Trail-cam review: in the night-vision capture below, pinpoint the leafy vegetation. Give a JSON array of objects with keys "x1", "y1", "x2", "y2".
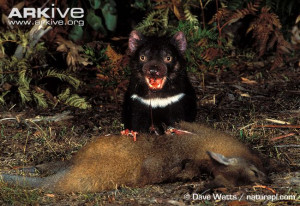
[
  {"x1": 136, "y1": 9, "x2": 170, "y2": 36},
  {"x1": 174, "y1": 21, "x2": 231, "y2": 72},
  {"x1": 84, "y1": 43, "x2": 130, "y2": 90},
  {"x1": 0, "y1": 30, "x2": 90, "y2": 109},
  {"x1": 210, "y1": 0, "x2": 293, "y2": 70},
  {"x1": 69, "y1": 0, "x2": 118, "y2": 40},
  {"x1": 135, "y1": 0, "x2": 296, "y2": 72},
  {"x1": 227, "y1": 0, "x2": 299, "y2": 22}
]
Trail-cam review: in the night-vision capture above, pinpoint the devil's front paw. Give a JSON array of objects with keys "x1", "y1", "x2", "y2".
[{"x1": 121, "y1": 129, "x2": 138, "y2": 141}]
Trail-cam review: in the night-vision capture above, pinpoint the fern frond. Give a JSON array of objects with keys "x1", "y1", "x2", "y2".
[
  {"x1": 18, "y1": 70, "x2": 31, "y2": 89},
  {"x1": 271, "y1": 30, "x2": 292, "y2": 70},
  {"x1": 183, "y1": 3, "x2": 198, "y2": 25},
  {"x1": 161, "y1": 7, "x2": 169, "y2": 28},
  {"x1": 271, "y1": 55, "x2": 283, "y2": 70},
  {"x1": 248, "y1": 6, "x2": 284, "y2": 57},
  {"x1": 227, "y1": 1, "x2": 261, "y2": 24},
  {"x1": 209, "y1": 8, "x2": 231, "y2": 24},
  {"x1": 201, "y1": 48, "x2": 222, "y2": 62},
  {"x1": 58, "y1": 88, "x2": 90, "y2": 109},
  {"x1": 45, "y1": 70, "x2": 81, "y2": 89},
  {"x1": 275, "y1": 31, "x2": 292, "y2": 54},
  {"x1": 0, "y1": 91, "x2": 9, "y2": 105},
  {"x1": 32, "y1": 91, "x2": 48, "y2": 108},
  {"x1": 15, "y1": 58, "x2": 29, "y2": 70},
  {"x1": 267, "y1": 33, "x2": 277, "y2": 50},
  {"x1": 265, "y1": 0, "x2": 276, "y2": 11},
  {"x1": 136, "y1": 10, "x2": 157, "y2": 31},
  {"x1": 5, "y1": 31, "x2": 17, "y2": 41},
  {"x1": 173, "y1": 21, "x2": 228, "y2": 72},
  {"x1": 18, "y1": 86, "x2": 32, "y2": 103},
  {"x1": 65, "y1": 94, "x2": 90, "y2": 109},
  {"x1": 135, "y1": 9, "x2": 169, "y2": 36},
  {"x1": 57, "y1": 88, "x2": 71, "y2": 101}
]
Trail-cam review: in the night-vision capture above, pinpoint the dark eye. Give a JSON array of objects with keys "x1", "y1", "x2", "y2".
[
  {"x1": 140, "y1": 55, "x2": 147, "y2": 61},
  {"x1": 165, "y1": 56, "x2": 172, "y2": 62}
]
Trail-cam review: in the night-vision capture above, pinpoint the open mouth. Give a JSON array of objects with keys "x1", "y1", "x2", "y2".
[{"x1": 145, "y1": 77, "x2": 166, "y2": 90}]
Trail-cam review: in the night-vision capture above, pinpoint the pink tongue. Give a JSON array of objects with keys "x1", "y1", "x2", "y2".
[{"x1": 149, "y1": 78, "x2": 163, "y2": 89}]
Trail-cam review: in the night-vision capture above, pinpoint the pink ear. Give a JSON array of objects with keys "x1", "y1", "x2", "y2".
[
  {"x1": 128, "y1": 30, "x2": 143, "y2": 53},
  {"x1": 172, "y1": 32, "x2": 187, "y2": 53}
]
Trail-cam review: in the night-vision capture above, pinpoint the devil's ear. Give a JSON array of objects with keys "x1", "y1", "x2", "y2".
[
  {"x1": 171, "y1": 31, "x2": 187, "y2": 54},
  {"x1": 128, "y1": 30, "x2": 143, "y2": 54}
]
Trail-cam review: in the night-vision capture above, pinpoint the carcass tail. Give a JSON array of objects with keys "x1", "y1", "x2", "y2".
[{"x1": 0, "y1": 173, "x2": 43, "y2": 188}]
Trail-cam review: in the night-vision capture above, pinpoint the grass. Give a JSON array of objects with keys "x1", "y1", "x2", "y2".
[{"x1": 0, "y1": 184, "x2": 42, "y2": 205}]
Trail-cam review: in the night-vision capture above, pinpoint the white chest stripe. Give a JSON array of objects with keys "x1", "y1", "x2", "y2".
[{"x1": 131, "y1": 93, "x2": 185, "y2": 108}]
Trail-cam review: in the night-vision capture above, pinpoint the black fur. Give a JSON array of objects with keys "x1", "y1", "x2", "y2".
[{"x1": 122, "y1": 31, "x2": 197, "y2": 133}]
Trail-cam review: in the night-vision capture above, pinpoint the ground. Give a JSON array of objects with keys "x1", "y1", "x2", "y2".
[{"x1": 0, "y1": 62, "x2": 299, "y2": 205}]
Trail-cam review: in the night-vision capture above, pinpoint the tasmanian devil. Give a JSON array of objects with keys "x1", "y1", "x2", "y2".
[
  {"x1": 0, "y1": 122, "x2": 268, "y2": 193},
  {"x1": 122, "y1": 30, "x2": 197, "y2": 133}
]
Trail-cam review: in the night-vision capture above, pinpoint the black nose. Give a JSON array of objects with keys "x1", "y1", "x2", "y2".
[
  {"x1": 149, "y1": 65, "x2": 159, "y2": 74},
  {"x1": 149, "y1": 69, "x2": 157, "y2": 75}
]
